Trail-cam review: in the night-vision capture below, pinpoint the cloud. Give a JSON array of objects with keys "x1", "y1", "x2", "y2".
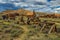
[
  {"x1": 34, "y1": 2, "x2": 47, "y2": 5},
  {"x1": 0, "y1": 0, "x2": 60, "y2": 13},
  {"x1": 35, "y1": 0, "x2": 47, "y2": 2}
]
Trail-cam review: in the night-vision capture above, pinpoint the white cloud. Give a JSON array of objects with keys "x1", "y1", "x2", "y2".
[
  {"x1": 0, "y1": 0, "x2": 5, "y2": 3},
  {"x1": 0, "y1": 0, "x2": 60, "y2": 13},
  {"x1": 56, "y1": 8, "x2": 60, "y2": 10},
  {"x1": 35, "y1": 0, "x2": 47, "y2": 2},
  {"x1": 49, "y1": 0, "x2": 60, "y2": 6},
  {"x1": 54, "y1": 8, "x2": 60, "y2": 10}
]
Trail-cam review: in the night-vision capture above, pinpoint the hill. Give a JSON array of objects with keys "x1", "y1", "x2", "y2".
[{"x1": 0, "y1": 9, "x2": 60, "y2": 18}]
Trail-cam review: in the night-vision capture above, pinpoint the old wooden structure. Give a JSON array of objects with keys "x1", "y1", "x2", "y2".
[
  {"x1": 1, "y1": 10, "x2": 57, "y2": 34},
  {"x1": 40, "y1": 22, "x2": 57, "y2": 34}
]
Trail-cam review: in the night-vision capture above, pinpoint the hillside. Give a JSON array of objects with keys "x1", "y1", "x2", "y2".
[{"x1": 1, "y1": 9, "x2": 60, "y2": 18}]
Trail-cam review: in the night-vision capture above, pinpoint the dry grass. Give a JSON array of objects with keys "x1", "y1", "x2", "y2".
[{"x1": 0, "y1": 13, "x2": 60, "y2": 40}]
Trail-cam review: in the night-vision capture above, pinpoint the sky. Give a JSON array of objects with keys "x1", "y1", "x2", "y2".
[{"x1": 0, "y1": 0, "x2": 60, "y2": 13}]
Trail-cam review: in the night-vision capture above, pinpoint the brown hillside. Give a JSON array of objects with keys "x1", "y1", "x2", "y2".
[
  {"x1": 2, "y1": 9, "x2": 34, "y2": 16},
  {"x1": 55, "y1": 13, "x2": 60, "y2": 17},
  {"x1": 1, "y1": 9, "x2": 60, "y2": 18}
]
